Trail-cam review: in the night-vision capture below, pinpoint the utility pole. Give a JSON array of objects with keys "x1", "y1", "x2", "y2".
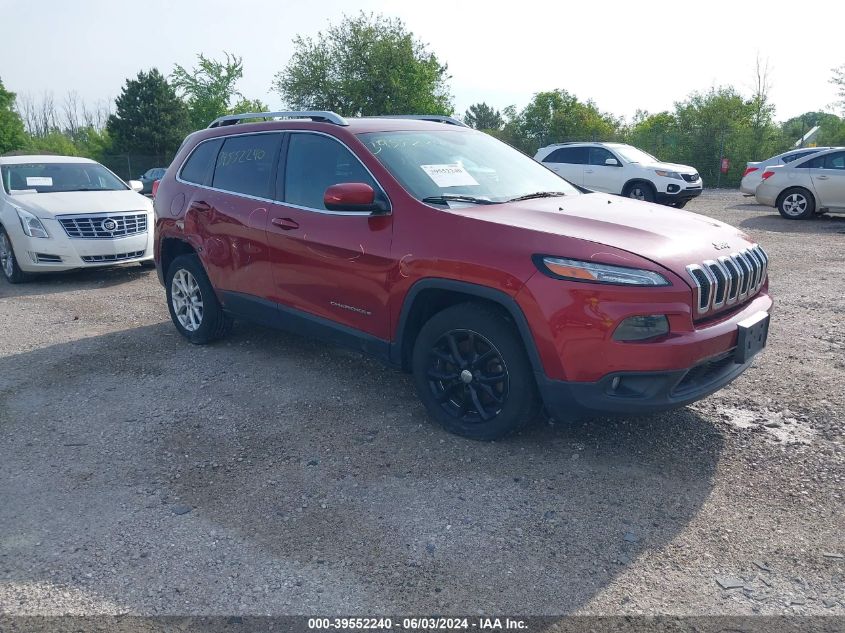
[{"x1": 716, "y1": 129, "x2": 725, "y2": 188}]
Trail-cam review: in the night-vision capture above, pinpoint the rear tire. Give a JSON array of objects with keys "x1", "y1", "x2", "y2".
[
  {"x1": 165, "y1": 254, "x2": 232, "y2": 344},
  {"x1": 777, "y1": 188, "x2": 815, "y2": 220},
  {"x1": 625, "y1": 182, "x2": 655, "y2": 203},
  {"x1": 0, "y1": 227, "x2": 30, "y2": 284},
  {"x1": 411, "y1": 303, "x2": 540, "y2": 441}
]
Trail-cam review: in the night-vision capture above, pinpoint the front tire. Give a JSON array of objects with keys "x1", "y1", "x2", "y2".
[
  {"x1": 0, "y1": 227, "x2": 30, "y2": 284},
  {"x1": 412, "y1": 303, "x2": 540, "y2": 441},
  {"x1": 777, "y1": 188, "x2": 815, "y2": 220},
  {"x1": 165, "y1": 254, "x2": 232, "y2": 344},
  {"x1": 625, "y1": 182, "x2": 655, "y2": 203}
]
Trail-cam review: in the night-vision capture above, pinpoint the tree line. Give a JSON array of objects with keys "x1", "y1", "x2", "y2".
[{"x1": 1, "y1": 12, "x2": 844, "y2": 186}]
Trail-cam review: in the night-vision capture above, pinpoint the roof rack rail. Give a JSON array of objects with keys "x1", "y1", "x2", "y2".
[
  {"x1": 207, "y1": 110, "x2": 348, "y2": 128},
  {"x1": 370, "y1": 115, "x2": 468, "y2": 128}
]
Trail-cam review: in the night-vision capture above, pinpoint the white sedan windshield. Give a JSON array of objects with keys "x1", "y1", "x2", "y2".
[
  {"x1": 359, "y1": 130, "x2": 580, "y2": 204},
  {"x1": 1, "y1": 163, "x2": 128, "y2": 194}
]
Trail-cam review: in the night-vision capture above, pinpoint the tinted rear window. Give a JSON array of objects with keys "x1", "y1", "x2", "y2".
[
  {"x1": 543, "y1": 147, "x2": 588, "y2": 164},
  {"x1": 180, "y1": 139, "x2": 223, "y2": 186},
  {"x1": 212, "y1": 133, "x2": 281, "y2": 198}
]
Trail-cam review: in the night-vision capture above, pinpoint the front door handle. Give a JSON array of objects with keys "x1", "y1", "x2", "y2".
[
  {"x1": 271, "y1": 217, "x2": 300, "y2": 231},
  {"x1": 584, "y1": 169, "x2": 594, "y2": 174}
]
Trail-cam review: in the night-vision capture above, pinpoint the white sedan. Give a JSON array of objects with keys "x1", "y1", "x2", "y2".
[
  {"x1": 755, "y1": 148, "x2": 845, "y2": 219},
  {"x1": 740, "y1": 147, "x2": 838, "y2": 196},
  {"x1": 0, "y1": 155, "x2": 155, "y2": 283}
]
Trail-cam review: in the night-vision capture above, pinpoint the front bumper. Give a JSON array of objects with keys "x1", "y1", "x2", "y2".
[
  {"x1": 13, "y1": 214, "x2": 154, "y2": 273},
  {"x1": 655, "y1": 185, "x2": 703, "y2": 204},
  {"x1": 538, "y1": 348, "x2": 753, "y2": 420}
]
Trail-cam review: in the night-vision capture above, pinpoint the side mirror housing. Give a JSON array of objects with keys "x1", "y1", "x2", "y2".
[
  {"x1": 324, "y1": 182, "x2": 389, "y2": 213},
  {"x1": 605, "y1": 158, "x2": 619, "y2": 166},
  {"x1": 128, "y1": 180, "x2": 144, "y2": 192}
]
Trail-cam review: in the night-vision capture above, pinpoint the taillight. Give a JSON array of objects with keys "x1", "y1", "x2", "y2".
[
  {"x1": 761, "y1": 171, "x2": 775, "y2": 180},
  {"x1": 151, "y1": 180, "x2": 160, "y2": 197},
  {"x1": 743, "y1": 166, "x2": 759, "y2": 177}
]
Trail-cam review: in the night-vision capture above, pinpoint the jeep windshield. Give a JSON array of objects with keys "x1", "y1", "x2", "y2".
[
  {"x1": 359, "y1": 130, "x2": 580, "y2": 206},
  {"x1": 1, "y1": 163, "x2": 128, "y2": 194}
]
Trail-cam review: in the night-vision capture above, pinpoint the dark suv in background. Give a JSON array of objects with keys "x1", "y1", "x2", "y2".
[{"x1": 154, "y1": 111, "x2": 771, "y2": 440}]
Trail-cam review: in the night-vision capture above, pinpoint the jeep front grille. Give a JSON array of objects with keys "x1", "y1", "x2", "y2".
[
  {"x1": 686, "y1": 245, "x2": 768, "y2": 316},
  {"x1": 58, "y1": 213, "x2": 148, "y2": 239}
]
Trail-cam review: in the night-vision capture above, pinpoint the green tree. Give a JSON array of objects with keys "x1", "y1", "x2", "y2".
[
  {"x1": 172, "y1": 52, "x2": 247, "y2": 128},
  {"x1": 273, "y1": 12, "x2": 453, "y2": 116},
  {"x1": 832, "y1": 64, "x2": 845, "y2": 114},
  {"x1": 0, "y1": 77, "x2": 27, "y2": 154},
  {"x1": 463, "y1": 102, "x2": 503, "y2": 130},
  {"x1": 230, "y1": 97, "x2": 269, "y2": 115},
  {"x1": 107, "y1": 69, "x2": 189, "y2": 157},
  {"x1": 500, "y1": 89, "x2": 619, "y2": 154},
  {"x1": 627, "y1": 110, "x2": 677, "y2": 159},
  {"x1": 781, "y1": 111, "x2": 845, "y2": 147}
]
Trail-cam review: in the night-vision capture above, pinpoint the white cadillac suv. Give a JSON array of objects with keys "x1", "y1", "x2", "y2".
[
  {"x1": 0, "y1": 155, "x2": 155, "y2": 283},
  {"x1": 535, "y1": 142, "x2": 703, "y2": 208}
]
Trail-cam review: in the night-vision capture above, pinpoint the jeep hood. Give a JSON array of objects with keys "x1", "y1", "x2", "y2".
[
  {"x1": 8, "y1": 190, "x2": 152, "y2": 219},
  {"x1": 455, "y1": 192, "x2": 754, "y2": 280}
]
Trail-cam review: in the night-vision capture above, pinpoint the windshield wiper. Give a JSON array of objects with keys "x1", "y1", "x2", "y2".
[
  {"x1": 422, "y1": 194, "x2": 497, "y2": 206},
  {"x1": 507, "y1": 191, "x2": 568, "y2": 202}
]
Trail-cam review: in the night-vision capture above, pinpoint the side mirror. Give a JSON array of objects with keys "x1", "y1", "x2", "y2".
[
  {"x1": 128, "y1": 180, "x2": 143, "y2": 192},
  {"x1": 605, "y1": 158, "x2": 619, "y2": 166},
  {"x1": 324, "y1": 182, "x2": 389, "y2": 213}
]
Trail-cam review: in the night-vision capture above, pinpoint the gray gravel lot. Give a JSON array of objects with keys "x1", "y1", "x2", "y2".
[{"x1": 0, "y1": 190, "x2": 843, "y2": 616}]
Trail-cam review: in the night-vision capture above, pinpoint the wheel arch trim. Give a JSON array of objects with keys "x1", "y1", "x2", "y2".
[{"x1": 391, "y1": 278, "x2": 545, "y2": 376}]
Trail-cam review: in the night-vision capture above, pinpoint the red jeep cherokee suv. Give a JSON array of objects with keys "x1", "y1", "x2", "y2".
[{"x1": 154, "y1": 111, "x2": 771, "y2": 440}]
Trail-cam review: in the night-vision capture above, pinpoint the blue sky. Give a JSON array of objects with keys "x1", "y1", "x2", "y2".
[{"x1": 2, "y1": 0, "x2": 842, "y2": 123}]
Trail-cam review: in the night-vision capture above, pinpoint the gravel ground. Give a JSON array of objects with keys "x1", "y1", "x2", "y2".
[{"x1": 0, "y1": 190, "x2": 842, "y2": 616}]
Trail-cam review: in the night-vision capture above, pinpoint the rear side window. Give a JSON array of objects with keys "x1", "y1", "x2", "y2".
[
  {"x1": 180, "y1": 138, "x2": 223, "y2": 186},
  {"x1": 543, "y1": 147, "x2": 588, "y2": 164},
  {"x1": 782, "y1": 150, "x2": 815, "y2": 164},
  {"x1": 212, "y1": 133, "x2": 281, "y2": 198},
  {"x1": 283, "y1": 133, "x2": 377, "y2": 210},
  {"x1": 822, "y1": 151, "x2": 845, "y2": 170}
]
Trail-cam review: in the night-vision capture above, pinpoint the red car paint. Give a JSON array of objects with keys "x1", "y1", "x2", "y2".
[{"x1": 155, "y1": 117, "x2": 771, "y2": 417}]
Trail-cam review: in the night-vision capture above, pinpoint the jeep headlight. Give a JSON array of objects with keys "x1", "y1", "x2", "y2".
[
  {"x1": 535, "y1": 256, "x2": 670, "y2": 286},
  {"x1": 16, "y1": 207, "x2": 49, "y2": 238},
  {"x1": 654, "y1": 169, "x2": 682, "y2": 180}
]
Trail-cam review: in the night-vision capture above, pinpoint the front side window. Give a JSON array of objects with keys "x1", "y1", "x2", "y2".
[
  {"x1": 589, "y1": 147, "x2": 617, "y2": 166},
  {"x1": 822, "y1": 151, "x2": 845, "y2": 170},
  {"x1": 360, "y1": 130, "x2": 581, "y2": 203},
  {"x1": 1, "y1": 162, "x2": 127, "y2": 194},
  {"x1": 180, "y1": 138, "x2": 223, "y2": 186},
  {"x1": 283, "y1": 133, "x2": 378, "y2": 210},
  {"x1": 212, "y1": 133, "x2": 281, "y2": 198}
]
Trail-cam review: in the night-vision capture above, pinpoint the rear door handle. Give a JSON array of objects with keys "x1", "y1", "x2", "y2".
[
  {"x1": 584, "y1": 169, "x2": 594, "y2": 174},
  {"x1": 189, "y1": 200, "x2": 211, "y2": 212},
  {"x1": 816, "y1": 175, "x2": 829, "y2": 180},
  {"x1": 271, "y1": 217, "x2": 300, "y2": 231}
]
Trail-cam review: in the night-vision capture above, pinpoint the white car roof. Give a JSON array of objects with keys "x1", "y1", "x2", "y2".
[{"x1": 0, "y1": 155, "x2": 98, "y2": 165}]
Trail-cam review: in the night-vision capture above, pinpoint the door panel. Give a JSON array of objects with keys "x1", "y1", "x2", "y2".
[
  {"x1": 267, "y1": 132, "x2": 395, "y2": 339},
  {"x1": 583, "y1": 147, "x2": 626, "y2": 193},
  {"x1": 810, "y1": 151, "x2": 845, "y2": 208},
  {"x1": 196, "y1": 133, "x2": 281, "y2": 297},
  {"x1": 541, "y1": 147, "x2": 586, "y2": 186}
]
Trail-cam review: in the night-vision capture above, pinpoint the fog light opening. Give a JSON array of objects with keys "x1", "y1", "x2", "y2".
[{"x1": 613, "y1": 315, "x2": 670, "y2": 342}]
